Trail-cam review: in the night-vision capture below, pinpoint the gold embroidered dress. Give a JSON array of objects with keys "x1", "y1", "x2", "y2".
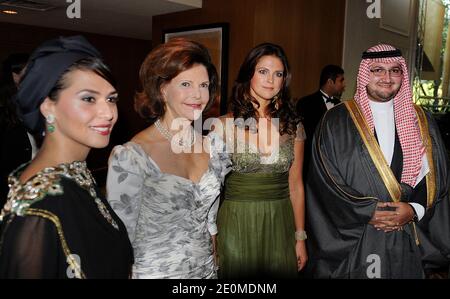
[{"x1": 0, "y1": 161, "x2": 133, "y2": 278}]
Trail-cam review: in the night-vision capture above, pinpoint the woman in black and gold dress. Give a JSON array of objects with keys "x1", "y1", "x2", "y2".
[{"x1": 0, "y1": 36, "x2": 133, "y2": 278}]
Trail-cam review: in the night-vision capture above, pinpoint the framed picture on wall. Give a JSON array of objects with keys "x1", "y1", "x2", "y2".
[{"x1": 163, "y1": 23, "x2": 229, "y2": 117}]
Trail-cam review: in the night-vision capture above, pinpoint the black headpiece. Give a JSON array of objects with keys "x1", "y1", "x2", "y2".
[
  {"x1": 15, "y1": 35, "x2": 101, "y2": 135},
  {"x1": 361, "y1": 49, "x2": 402, "y2": 59}
]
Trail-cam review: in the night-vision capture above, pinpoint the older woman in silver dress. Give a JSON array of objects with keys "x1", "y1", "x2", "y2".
[{"x1": 106, "y1": 38, "x2": 230, "y2": 279}]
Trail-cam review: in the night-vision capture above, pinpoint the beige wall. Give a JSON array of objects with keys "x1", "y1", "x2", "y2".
[{"x1": 341, "y1": 0, "x2": 418, "y2": 100}]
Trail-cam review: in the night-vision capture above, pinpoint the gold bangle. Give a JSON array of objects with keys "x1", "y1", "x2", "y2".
[{"x1": 295, "y1": 230, "x2": 307, "y2": 241}]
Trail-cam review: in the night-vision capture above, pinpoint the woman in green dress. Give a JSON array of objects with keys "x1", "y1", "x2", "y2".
[{"x1": 215, "y1": 43, "x2": 307, "y2": 278}]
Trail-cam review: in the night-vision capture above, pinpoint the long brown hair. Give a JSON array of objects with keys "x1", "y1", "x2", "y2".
[{"x1": 230, "y1": 43, "x2": 298, "y2": 135}]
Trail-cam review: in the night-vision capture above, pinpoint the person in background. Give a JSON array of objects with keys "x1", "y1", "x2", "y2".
[
  {"x1": 0, "y1": 53, "x2": 39, "y2": 206},
  {"x1": 295, "y1": 64, "x2": 345, "y2": 179}
]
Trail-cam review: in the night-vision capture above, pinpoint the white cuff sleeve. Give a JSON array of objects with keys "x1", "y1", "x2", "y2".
[{"x1": 409, "y1": 203, "x2": 425, "y2": 221}]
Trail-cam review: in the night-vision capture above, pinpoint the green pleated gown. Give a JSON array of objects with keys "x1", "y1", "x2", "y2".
[{"x1": 217, "y1": 125, "x2": 305, "y2": 279}]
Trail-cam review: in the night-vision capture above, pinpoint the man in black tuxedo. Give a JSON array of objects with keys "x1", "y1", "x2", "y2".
[
  {"x1": 296, "y1": 65, "x2": 345, "y2": 178},
  {"x1": 0, "y1": 53, "x2": 36, "y2": 206}
]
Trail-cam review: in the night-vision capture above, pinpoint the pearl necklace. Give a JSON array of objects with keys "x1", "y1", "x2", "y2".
[{"x1": 154, "y1": 119, "x2": 195, "y2": 148}]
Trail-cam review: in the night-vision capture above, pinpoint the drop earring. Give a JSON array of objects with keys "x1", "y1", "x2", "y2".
[
  {"x1": 46, "y1": 114, "x2": 55, "y2": 133},
  {"x1": 272, "y1": 95, "x2": 280, "y2": 110}
]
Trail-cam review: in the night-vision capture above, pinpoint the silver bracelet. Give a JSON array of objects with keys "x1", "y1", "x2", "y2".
[{"x1": 295, "y1": 230, "x2": 307, "y2": 241}]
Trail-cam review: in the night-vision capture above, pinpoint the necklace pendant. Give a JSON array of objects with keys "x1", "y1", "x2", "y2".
[{"x1": 155, "y1": 118, "x2": 195, "y2": 149}]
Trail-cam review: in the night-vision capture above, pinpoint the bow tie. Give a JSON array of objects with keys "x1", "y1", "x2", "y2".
[{"x1": 325, "y1": 96, "x2": 339, "y2": 105}]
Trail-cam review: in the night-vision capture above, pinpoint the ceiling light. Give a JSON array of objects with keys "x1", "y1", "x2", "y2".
[{"x1": 2, "y1": 9, "x2": 18, "y2": 14}]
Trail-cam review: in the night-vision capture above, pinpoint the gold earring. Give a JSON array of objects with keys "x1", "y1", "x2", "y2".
[{"x1": 272, "y1": 95, "x2": 280, "y2": 110}]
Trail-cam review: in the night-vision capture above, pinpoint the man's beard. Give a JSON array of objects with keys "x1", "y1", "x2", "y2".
[{"x1": 367, "y1": 86, "x2": 399, "y2": 102}]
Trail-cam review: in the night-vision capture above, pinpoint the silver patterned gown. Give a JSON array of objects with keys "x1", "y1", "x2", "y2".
[{"x1": 106, "y1": 133, "x2": 231, "y2": 279}]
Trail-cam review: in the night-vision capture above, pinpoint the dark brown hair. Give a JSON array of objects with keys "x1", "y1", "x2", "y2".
[
  {"x1": 319, "y1": 64, "x2": 344, "y2": 88},
  {"x1": 135, "y1": 38, "x2": 218, "y2": 123},
  {"x1": 0, "y1": 53, "x2": 29, "y2": 130},
  {"x1": 230, "y1": 43, "x2": 298, "y2": 135},
  {"x1": 48, "y1": 57, "x2": 116, "y2": 101}
]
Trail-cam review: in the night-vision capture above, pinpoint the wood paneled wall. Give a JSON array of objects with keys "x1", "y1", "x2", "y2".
[{"x1": 153, "y1": 0, "x2": 346, "y2": 105}]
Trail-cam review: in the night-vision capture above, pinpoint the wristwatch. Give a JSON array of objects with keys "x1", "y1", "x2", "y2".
[
  {"x1": 410, "y1": 205, "x2": 419, "y2": 222},
  {"x1": 412, "y1": 210, "x2": 419, "y2": 222}
]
